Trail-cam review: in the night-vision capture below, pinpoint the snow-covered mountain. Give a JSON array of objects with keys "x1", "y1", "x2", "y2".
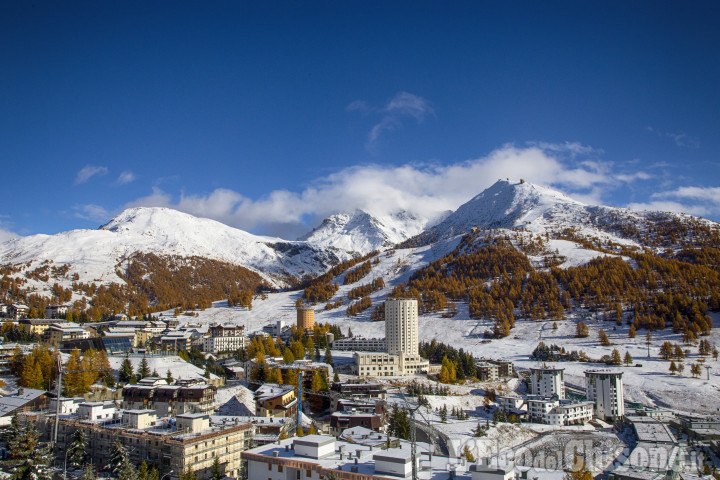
[
  {"x1": 0, "y1": 207, "x2": 347, "y2": 288},
  {"x1": 298, "y1": 209, "x2": 433, "y2": 253},
  {"x1": 2, "y1": 181, "x2": 718, "y2": 299},
  {"x1": 414, "y1": 180, "x2": 715, "y2": 249}
]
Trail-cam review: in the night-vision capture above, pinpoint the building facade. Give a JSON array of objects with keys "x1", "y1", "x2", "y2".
[
  {"x1": 122, "y1": 379, "x2": 217, "y2": 416},
  {"x1": 529, "y1": 366, "x2": 566, "y2": 399},
  {"x1": 353, "y1": 352, "x2": 429, "y2": 377},
  {"x1": 585, "y1": 370, "x2": 624, "y2": 421},
  {"x1": 297, "y1": 306, "x2": 315, "y2": 332},
  {"x1": 385, "y1": 298, "x2": 418, "y2": 356},
  {"x1": 39, "y1": 410, "x2": 253, "y2": 480}
]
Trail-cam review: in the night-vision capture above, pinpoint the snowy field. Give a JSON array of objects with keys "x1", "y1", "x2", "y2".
[{"x1": 160, "y1": 238, "x2": 720, "y2": 416}]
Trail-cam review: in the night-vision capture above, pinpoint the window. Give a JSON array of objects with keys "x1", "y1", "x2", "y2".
[
  {"x1": 268, "y1": 464, "x2": 272, "y2": 471},
  {"x1": 278, "y1": 466, "x2": 283, "y2": 472}
]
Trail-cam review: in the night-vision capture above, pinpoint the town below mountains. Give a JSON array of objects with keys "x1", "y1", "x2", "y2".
[{"x1": 0, "y1": 179, "x2": 719, "y2": 480}]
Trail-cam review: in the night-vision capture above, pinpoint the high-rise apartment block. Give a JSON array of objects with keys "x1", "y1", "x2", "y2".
[
  {"x1": 585, "y1": 370, "x2": 624, "y2": 421},
  {"x1": 385, "y1": 298, "x2": 418, "y2": 356},
  {"x1": 529, "y1": 366, "x2": 566, "y2": 399}
]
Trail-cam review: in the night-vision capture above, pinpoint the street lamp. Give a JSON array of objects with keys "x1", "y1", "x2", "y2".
[
  {"x1": 63, "y1": 448, "x2": 70, "y2": 480},
  {"x1": 161, "y1": 470, "x2": 174, "y2": 480}
]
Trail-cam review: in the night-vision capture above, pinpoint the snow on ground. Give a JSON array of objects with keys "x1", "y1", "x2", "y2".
[
  {"x1": 163, "y1": 238, "x2": 720, "y2": 415},
  {"x1": 107, "y1": 354, "x2": 218, "y2": 381},
  {"x1": 215, "y1": 383, "x2": 256, "y2": 416},
  {"x1": 512, "y1": 431, "x2": 625, "y2": 472}
]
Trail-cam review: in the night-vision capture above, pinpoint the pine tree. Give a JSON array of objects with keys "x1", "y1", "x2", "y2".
[
  {"x1": 628, "y1": 324, "x2": 636, "y2": 338},
  {"x1": 67, "y1": 428, "x2": 87, "y2": 469},
  {"x1": 610, "y1": 349, "x2": 622, "y2": 366},
  {"x1": 324, "y1": 348, "x2": 333, "y2": 366},
  {"x1": 138, "y1": 462, "x2": 149, "y2": 480},
  {"x1": 669, "y1": 361, "x2": 677, "y2": 375},
  {"x1": 180, "y1": 468, "x2": 198, "y2": 480},
  {"x1": 333, "y1": 371, "x2": 340, "y2": 383},
  {"x1": 119, "y1": 358, "x2": 134, "y2": 384},
  {"x1": 166, "y1": 369, "x2": 174, "y2": 384},
  {"x1": 624, "y1": 351, "x2": 633, "y2": 366},
  {"x1": 10, "y1": 420, "x2": 52, "y2": 480},
  {"x1": 110, "y1": 438, "x2": 129, "y2": 476},
  {"x1": 598, "y1": 329, "x2": 611, "y2": 346},
  {"x1": 211, "y1": 458, "x2": 222, "y2": 480},
  {"x1": 137, "y1": 357, "x2": 151, "y2": 380},
  {"x1": 308, "y1": 425, "x2": 317, "y2": 435}
]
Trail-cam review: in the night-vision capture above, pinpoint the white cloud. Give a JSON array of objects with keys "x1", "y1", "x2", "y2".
[
  {"x1": 75, "y1": 165, "x2": 108, "y2": 184},
  {"x1": 117, "y1": 171, "x2": 136, "y2": 185},
  {"x1": 123, "y1": 143, "x2": 652, "y2": 238},
  {"x1": 0, "y1": 228, "x2": 19, "y2": 243},
  {"x1": 629, "y1": 185, "x2": 720, "y2": 218},
  {"x1": 626, "y1": 200, "x2": 710, "y2": 217},
  {"x1": 349, "y1": 92, "x2": 434, "y2": 150},
  {"x1": 74, "y1": 204, "x2": 111, "y2": 223}
]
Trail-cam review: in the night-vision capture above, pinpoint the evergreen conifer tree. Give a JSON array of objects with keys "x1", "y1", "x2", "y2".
[
  {"x1": 67, "y1": 428, "x2": 87, "y2": 469},
  {"x1": 324, "y1": 348, "x2": 333, "y2": 366},
  {"x1": 137, "y1": 357, "x2": 151, "y2": 380},
  {"x1": 211, "y1": 458, "x2": 223, "y2": 480},
  {"x1": 119, "y1": 358, "x2": 134, "y2": 384}
]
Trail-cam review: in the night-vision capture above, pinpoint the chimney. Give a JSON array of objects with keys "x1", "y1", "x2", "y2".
[
  {"x1": 351, "y1": 466, "x2": 359, "y2": 473},
  {"x1": 273, "y1": 451, "x2": 279, "y2": 457},
  {"x1": 17, "y1": 388, "x2": 24, "y2": 396},
  {"x1": 285, "y1": 445, "x2": 290, "y2": 451}
]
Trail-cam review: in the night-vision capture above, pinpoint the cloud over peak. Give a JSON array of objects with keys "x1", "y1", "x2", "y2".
[{"x1": 121, "y1": 142, "x2": 652, "y2": 239}]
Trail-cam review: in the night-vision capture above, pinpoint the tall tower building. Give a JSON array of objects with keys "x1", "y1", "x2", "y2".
[
  {"x1": 385, "y1": 298, "x2": 418, "y2": 356},
  {"x1": 585, "y1": 370, "x2": 624, "y2": 421},
  {"x1": 297, "y1": 306, "x2": 315, "y2": 332},
  {"x1": 529, "y1": 366, "x2": 566, "y2": 399}
]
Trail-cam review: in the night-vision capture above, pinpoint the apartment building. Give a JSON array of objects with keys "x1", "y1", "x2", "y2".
[
  {"x1": 529, "y1": 366, "x2": 566, "y2": 399},
  {"x1": 585, "y1": 369, "x2": 624, "y2": 421},
  {"x1": 39, "y1": 409, "x2": 254, "y2": 480},
  {"x1": 353, "y1": 352, "x2": 429, "y2": 377},
  {"x1": 203, "y1": 323, "x2": 246, "y2": 354},
  {"x1": 331, "y1": 337, "x2": 386, "y2": 352},
  {"x1": 122, "y1": 378, "x2": 217, "y2": 416}
]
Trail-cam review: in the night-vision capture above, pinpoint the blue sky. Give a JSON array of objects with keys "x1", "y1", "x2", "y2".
[{"x1": 2, "y1": 1, "x2": 719, "y2": 240}]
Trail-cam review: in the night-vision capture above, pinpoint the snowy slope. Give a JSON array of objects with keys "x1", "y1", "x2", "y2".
[
  {"x1": 299, "y1": 209, "x2": 433, "y2": 253},
  {"x1": 0, "y1": 207, "x2": 349, "y2": 288},
  {"x1": 416, "y1": 180, "x2": 716, "y2": 250}
]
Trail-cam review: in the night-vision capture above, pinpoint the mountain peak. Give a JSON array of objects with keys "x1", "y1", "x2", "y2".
[
  {"x1": 409, "y1": 180, "x2": 586, "y2": 243},
  {"x1": 299, "y1": 209, "x2": 429, "y2": 253}
]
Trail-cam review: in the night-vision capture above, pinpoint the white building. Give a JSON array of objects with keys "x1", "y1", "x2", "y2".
[
  {"x1": 585, "y1": 369, "x2": 624, "y2": 421},
  {"x1": 353, "y1": 352, "x2": 429, "y2": 377},
  {"x1": 525, "y1": 396, "x2": 593, "y2": 425},
  {"x1": 529, "y1": 366, "x2": 565, "y2": 399},
  {"x1": 353, "y1": 298, "x2": 428, "y2": 377},
  {"x1": 331, "y1": 337, "x2": 386, "y2": 352},
  {"x1": 385, "y1": 298, "x2": 418, "y2": 356},
  {"x1": 45, "y1": 304, "x2": 70, "y2": 319}
]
